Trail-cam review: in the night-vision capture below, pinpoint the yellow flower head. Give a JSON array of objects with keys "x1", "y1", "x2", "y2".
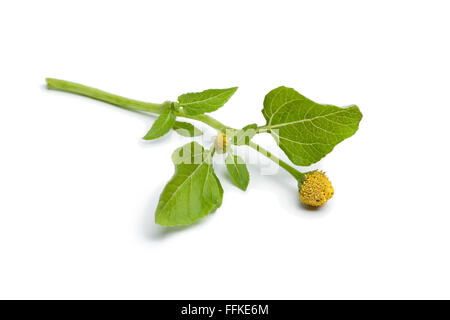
[{"x1": 299, "y1": 171, "x2": 334, "y2": 207}]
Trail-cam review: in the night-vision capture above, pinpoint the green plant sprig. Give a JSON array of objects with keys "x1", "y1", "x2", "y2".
[{"x1": 46, "y1": 78, "x2": 362, "y2": 226}]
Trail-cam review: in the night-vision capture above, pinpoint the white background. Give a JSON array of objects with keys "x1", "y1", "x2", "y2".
[{"x1": 1, "y1": 0, "x2": 449, "y2": 299}]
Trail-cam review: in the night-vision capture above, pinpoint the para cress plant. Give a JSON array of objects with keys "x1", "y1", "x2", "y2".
[{"x1": 46, "y1": 78, "x2": 362, "y2": 227}]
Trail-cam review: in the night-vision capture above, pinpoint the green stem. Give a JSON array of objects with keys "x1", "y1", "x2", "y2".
[
  {"x1": 46, "y1": 78, "x2": 303, "y2": 180},
  {"x1": 46, "y1": 78, "x2": 164, "y2": 113},
  {"x1": 177, "y1": 111, "x2": 229, "y2": 132},
  {"x1": 46, "y1": 78, "x2": 229, "y2": 131},
  {"x1": 255, "y1": 127, "x2": 268, "y2": 133},
  {"x1": 247, "y1": 141, "x2": 304, "y2": 180}
]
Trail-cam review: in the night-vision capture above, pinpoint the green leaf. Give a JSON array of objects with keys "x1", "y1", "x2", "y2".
[
  {"x1": 261, "y1": 86, "x2": 362, "y2": 166},
  {"x1": 178, "y1": 87, "x2": 238, "y2": 115},
  {"x1": 225, "y1": 153, "x2": 250, "y2": 191},
  {"x1": 230, "y1": 123, "x2": 257, "y2": 146},
  {"x1": 143, "y1": 107, "x2": 176, "y2": 140},
  {"x1": 172, "y1": 121, "x2": 203, "y2": 137},
  {"x1": 202, "y1": 164, "x2": 223, "y2": 206},
  {"x1": 155, "y1": 142, "x2": 223, "y2": 226}
]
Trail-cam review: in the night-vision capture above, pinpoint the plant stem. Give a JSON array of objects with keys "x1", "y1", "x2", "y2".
[
  {"x1": 46, "y1": 78, "x2": 303, "y2": 180},
  {"x1": 247, "y1": 142, "x2": 304, "y2": 180},
  {"x1": 177, "y1": 112, "x2": 229, "y2": 131},
  {"x1": 255, "y1": 127, "x2": 270, "y2": 134},
  {"x1": 46, "y1": 78, "x2": 229, "y2": 131},
  {"x1": 46, "y1": 78, "x2": 164, "y2": 113}
]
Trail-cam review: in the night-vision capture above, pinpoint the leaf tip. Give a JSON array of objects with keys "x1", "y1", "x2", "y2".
[
  {"x1": 238, "y1": 184, "x2": 248, "y2": 192},
  {"x1": 348, "y1": 104, "x2": 363, "y2": 122}
]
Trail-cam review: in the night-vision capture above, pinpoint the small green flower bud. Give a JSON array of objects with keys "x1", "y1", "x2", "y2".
[{"x1": 214, "y1": 133, "x2": 228, "y2": 153}]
